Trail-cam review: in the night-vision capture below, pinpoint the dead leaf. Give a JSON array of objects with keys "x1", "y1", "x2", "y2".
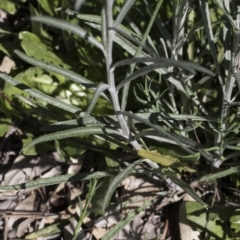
[
  {"x1": 2, "y1": 153, "x2": 60, "y2": 191},
  {"x1": 0, "y1": 56, "x2": 15, "y2": 74},
  {"x1": 83, "y1": 216, "x2": 107, "y2": 240},
  {"x1": 0, "y1": 9, "x2": 7, "y2": 22},
  {"x1": 16, "y1": 218, "x2": 35, "y2": 238}
]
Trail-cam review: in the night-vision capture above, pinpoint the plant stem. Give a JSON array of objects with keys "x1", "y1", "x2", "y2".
[{"x1": 103, "y1": 0, "x2": 140, "y2": 150}]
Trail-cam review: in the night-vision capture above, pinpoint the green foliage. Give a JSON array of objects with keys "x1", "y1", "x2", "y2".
[
  {"x1": 0, "y1": 117, "x2": 12, "y2": 136},
  {"x1": 20, "y1": 31, "x2": 70, "y2": 69},
  {"x1": 0, "y1": 0, "x2": 26, "y2": 15},
  {"x1": 186, "y1": 202, "x2": 240, "y2": 239},
  {"x1": 1, "y1": 0, "x2": 240, "y2": 238},
  {"x1": 73, "y1": 178, "x2": 102, "y2": 239}
]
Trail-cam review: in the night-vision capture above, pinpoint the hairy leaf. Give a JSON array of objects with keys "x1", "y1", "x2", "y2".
[
  {"x1": 0, "y1": 72, "x2": 81, "y2": 115},
  {"x1": 31, "y1": 16, "x2": 105, "y2": 54},
  {"x1": 101, "y1": 160, "x2": 142, "y2": 214},
  {"x1": 101, "y1": 196, "x2": 159, "y2": 240},
  {"x1": 0, "y1": 171, "x2": 111, "y2": 191},
  {"x1": 23, "y1": 126, "x2": 125, "y2": 152}
]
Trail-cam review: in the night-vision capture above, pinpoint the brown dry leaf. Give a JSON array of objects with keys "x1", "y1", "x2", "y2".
[
  {"x1": 94, "y1": 209, "x2": 123, "y2": 229},
  {"x1": 122, "y1": 176, "x2": 161, "y2": 195},
  {"x1": 43, "y1": 174, "x2": 83, "y2": 238},
  {"x1": 115, "y1": 214, "x2": 144, "y2": 240},
  {"x1": 1, "y1": 153, "x2": 61, "y2": 193},
  {"x1": 62, "y1": 209, "x2": 89, "y2": 240},
  {"x1": 67, "y1": 155, "x2": 84, "y2": 174},
  {"x1": 142, "y1": 214, "x2": 161, "y2": 239},
  {"x1": 6, "y1": 194, "x2": 37, "y2": 238},
  {"x1": 2, "y1": 155, "x2": 28, "y2": 186},
  {"x1": 92, "y1": 174, "x2": 163, "y2": 240},
  {"x1": 83, "y1": 216, "x2": 107, "y2": 240},
  {"x1": 0, "y1": 56, "x2": 15, "y2": 74},
  {"x1": 121, "y1": 176, "x2": 161, "y2": 213},
  {"x1": 16, "y1": 218, "x2": 35, "y2": 238},
  {"x1": 0, "y1": 9, "x2": 7, "y2": 22},
  {"x1": 66, "y1": 187, "x2": 82, "y2": 216},
  {"x1": 179, "y1": 193, "x2": 200, "y2": 240},
  {"x1": 62, "y1": 187, "x2": 84, "y2": 238},
  {"x1": 95, "y1": 208, "x2": 156, "y2": 240},
  {"x1": 15, "y1": 194, "x2": 36, "y2": 211},
  {"x1": 38, "y1": 217, "x2": 46, "y2": 231},
  {"x1": 0, "y1": 153, "x2": 63, "y2": 238}
]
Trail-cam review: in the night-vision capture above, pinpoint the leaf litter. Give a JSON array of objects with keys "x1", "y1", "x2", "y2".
[{"x1": 0, "y1": 145, "x2": 184, "y2": 239}]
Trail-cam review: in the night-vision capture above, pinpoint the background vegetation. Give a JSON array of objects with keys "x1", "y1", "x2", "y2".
[{"x1": 0, "y1": 0, "x2": 240, "y2": 239}]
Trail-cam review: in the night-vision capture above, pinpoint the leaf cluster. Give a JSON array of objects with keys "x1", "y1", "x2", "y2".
[{"x1": 1, "y1": 0, "x2": 240, "y2": 239}]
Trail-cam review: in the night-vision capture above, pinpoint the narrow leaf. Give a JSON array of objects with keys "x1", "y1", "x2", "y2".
[
  {"x1": 59, "y1": 10, "x2": 140, "y2": 38},
  {"x1": 15, "y1": 94, "x2": 65, "y2": 121},
  {"x1": 23, "y1": 126, "x2": 125, "y2": 152},
  {"x1": 0, "y1": 72, "x2": 81, "y2": 114},
  {"x1": 14, "y1": 50, "x2": 110, "y2": 101},
  {"x1": 31, "y1": 16, "x2": 105, "y2": 54},
  {"x1": 138, "y1": 149, "x2": 179, "y2": 167},
  {"x1": 199, "y1": 167, "x2": 240, "y2": 183},
  {"x1": 137, "y1": 149, "x2": 196, "y2": 173},
  {"x1": 212, "y1": 0, "x2": 236, "y2": 28},
  {"x1": 83, "y1": 83, "x2": 109, "y2": 121},
  {"x1": 114, "y1": 0, "x2": 136, "y2": 28},
  {"x1": 112, "y1": 57, "x2": 214, "y2": 76},
  {"x1": 122, "y1": 111, "x2": 214, "y2": 162},
  {"x1": 117, "y1": 63, "x2": 176, "y2": 91},
  {"x1": 101, "y1": 160, "x2": 142, "y2": 214},
  {"x1": 101, "y1": 196, "x2": 159, "y2": 240},
  {"x1": 122, "y1": 111, "x2": 194, "y2": 155},
  {"x1": 25, "y1": 218, "x2": 75, "y2": 239},
  {"x1": 111, "y1": 27, "x2": 155, "y2": 55},
  {"x1": 166, "y1": 172, "x2": 208, "y2": 209},
  {"x1": 199, "y1": 0, "x2": 220, "y2": 77},
  {"x1": 74, "y1": 0, "x2": 86, "y2": 11},
  {"x1": 14, "y1": 50, "x2": 94, "y2": 87},
  {"x1": 0, "y1": 171, "x2": 111, "y2": 191},
  {"x1": 85, "y1": 21, "x2": 150, "y2": 58},
  {"x1": 40, "y1": 112, "x2": 216, "y2": 132}
]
